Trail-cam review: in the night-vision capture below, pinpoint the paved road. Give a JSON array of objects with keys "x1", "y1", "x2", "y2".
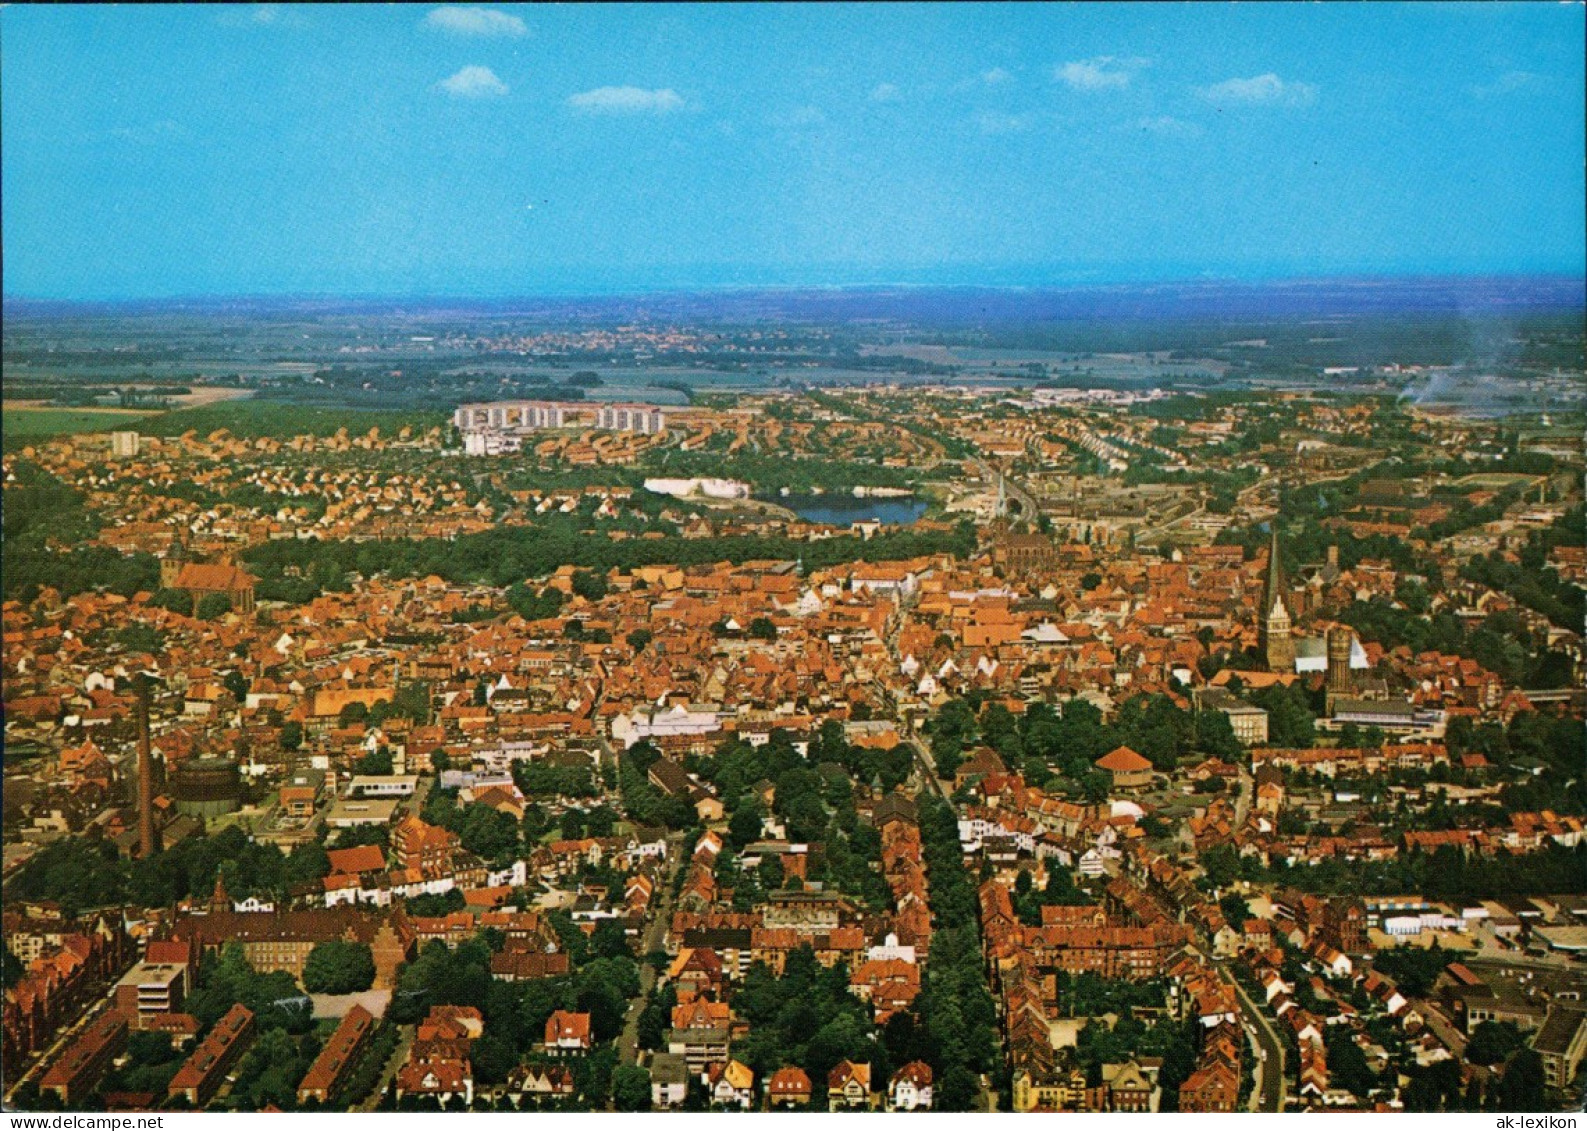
[
  {"x1": 1227, "y1": 970, "x2": 1285, "y2": 1113},
  {"x1": 617, "y1": 832, "x2": 686, "y2": 1067},
  {"x1": 617, "y1": 966, "x2": 657, "y2": 1069},
  {"x1": 1414, "y1": 999, "x2": 1468, "y2": 1059},
  {"x1": 1232, "y1": 767, "x2": 1253, "y2": 830},
  {"x1": 1465, "y1": 950, "x2": 1578, "y2": 974},
  {"x1": 4, "y1": 985, "x2": 119, "y2": 1102},
  {"x1": 355, "y1": 1023, "x2": 415, "y2": 1111},
  {"x1": 1134, "y1": 502, "x2": 1205, "y2": 545}
]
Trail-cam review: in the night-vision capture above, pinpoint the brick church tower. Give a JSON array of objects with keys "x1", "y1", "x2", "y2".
[{"x1": 1259, "y1": 527, "x2": 1296, "y2": 673}]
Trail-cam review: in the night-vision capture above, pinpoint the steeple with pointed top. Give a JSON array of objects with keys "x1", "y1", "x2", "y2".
[
  {"x1": 209, "y1": 871, "x2": 231, "y2": 914},
  {"x1": 1259, "y1": 526, "x2": 1296, "y2": 673}
]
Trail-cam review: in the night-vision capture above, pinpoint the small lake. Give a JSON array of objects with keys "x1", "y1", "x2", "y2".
[{"x1": 776, "y1": 493, "x2": 928, "y2": 526}]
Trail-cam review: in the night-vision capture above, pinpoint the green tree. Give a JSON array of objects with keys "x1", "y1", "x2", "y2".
[
  {"x1": 728, "y1": 803, "x2": 764, "y2": 849},
  {"x1": 391, "y1": 681, "x2": 432, "y2": 724},
  {"x1": 284, "y1": 840, "x2": 331, "y2": 887},
  {"x1": 773, "y1": 767, "x2": 830, "y2": 842},
  {"x1": 573, "y1": 957, "x2": 641, "y2": 1042},
  {"x1": 232, "y1": 1026, "x2": 311, "y2": 1109},
  {"x1": 460, "y1": 805, "x2": 521, "y2": 863},
  {"x1": 1465, "y1": 1021, "x2": 1524, "y2": 1068},
  {"x1": 2, "y1": 948, "x2": 24, "y2": 990},
  {"x1": 471, "y1": 1033, "x2": 517, "y2": 1085},
  {"x1": 506, "y1": 582, "x2": 566, "y2": 620},
  {"x1": 748, "y1": 617, "x2": 778, "y2": 641},
  {"x1": 302, "y1": 940, "x2": 376, "y2": 995},
  {"x1": 1219, "y1": 892, "x2": 1252, "y2": 926},
  {"x1": 1250, "y1": 683, "x2": 1316, "y2": 748},
  {"x1": 223, "y1": 670, "x2": 250, "y2": 703},
  {"x1": 1195, "y1": 710, "x2": 1243, "y2": 759},
  {"x1": 571, "y1": 570, "x2": 608, "y2": 601},
  {"x1": 355, "y1": 747, "x2": 393, "y2": 775},
  {"x1": 151, "y1": 588, "x2": 195, "y2": 616},
  {"x1": 1326, "y1": 1025, "x2": 1375, "y2": 1098},
  {"x1": 612, "y1": 1064, "x2": 652, "y2": 1112},
  {"x1": 196, "y1": 591, "x2": 233, "y2": 620},
  {"x1": 638, "y1": 981, "x2": 678, "y2": 1051},
  {"x1": 1493, "y1": 1048, "x2": 1545, "y2": 1112}
]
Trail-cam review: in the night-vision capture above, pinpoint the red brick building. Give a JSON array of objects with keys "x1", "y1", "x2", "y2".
[
  {"x1": 39, "y1": 1011, "x2": 128, "y2": 1105},
  {"x1": 168, "y1": 1004, "x2": 255, "y2": 1107},
  {"x1": 296, "y1": 1004, "x2": 376, "y2": 1105}
]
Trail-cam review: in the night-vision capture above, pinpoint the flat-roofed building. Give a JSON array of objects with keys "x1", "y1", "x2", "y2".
[
  {"x1": 113, "y1": 962, "x2": 186, "y2": 1022},
  {"x1": 280, "y1": 769, "x2": 326, "y2": 819},
  {"x1": 454, "y1": 401, "x2": 575, "y2": 433},
  {"x1": 666, "y1": 1026, "x2": 729, "y2": 1074},
  {"x1": 346, "y1": 774, "x2": 418, "y2": 798},
  {"x1": 326, "y1": 798, "x2": 400, "y2": 828},
  {"x1": 595, "y1": 402, "x2": 665, "y2": 434},
  {"x1": 454, "y1": 401, "x2": 581, "y2": 456},
  {"x1": 1328, "y1": 697, "x2": 1418, "y2": 732},
  {"x1": 1193, "y1": 688, "x2": 1269, "y2": 746},
  {"x1": 1534, "y1": 1005, "x2": 1587, "y2": 1093}
]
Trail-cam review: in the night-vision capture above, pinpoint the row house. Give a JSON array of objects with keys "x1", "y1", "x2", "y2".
[
  {"x1": 1176, "y1": 1019, "x2": 1241, "y2": 1113},
  {"x1": 296, "y1": 1004, "x2": 377, "y2": 1105},
  {"x1": 3, "y1": 914, "x2": 133, "y2": 1081},
  {"x1": 39, "y1": 1010, "x2": 129, "y2": 1106},
  {"x1": 168, "y1": 1003, "x2": 255, "y2": 1107}
]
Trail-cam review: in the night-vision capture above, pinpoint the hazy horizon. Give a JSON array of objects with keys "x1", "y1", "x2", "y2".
[
  {"x1": 3, "y1": 3, "x2": 1583, "y2": 299},
  {"x1": 6, "y1": 273, "x2": 1585, "y2": 322}
]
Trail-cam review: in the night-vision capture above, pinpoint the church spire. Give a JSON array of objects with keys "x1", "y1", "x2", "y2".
[
  {"x1": 209, "y1": 871, "x2": 231, "y2": 914},
  {"x1": 1259, "y1": 525, "x2": 1296, "y2": 673},
  {"x1": 1263, "y1": 526, "x2": 1286, "y2": 614}
]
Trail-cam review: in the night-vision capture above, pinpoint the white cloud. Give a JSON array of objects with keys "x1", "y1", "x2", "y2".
[
  {"x1": 1200, "y1": 73, "x2": 1316, "y2": 106},
  {"x1": 870, "y1": 82, "x2": 902, "y2": 103},
  {"x1": 1056, "y1": 56, "x2": 1145, "y2": 91},
  {"x1": 434, "y1": 65, "x2": 509, "y2": 99},
  {"x1": 216, "y1": 5, "x2": 307, "y2": 29},
  {"x1": 567, "y1": 86, "x2": 684, "y2": 114},
  {"x1": 423, "y1": 7, "x2": 527, "y2": 37},
  {"x1": 976, "y1": 111, "x2": 1034, "y2": 135},
  {"x1": 1473, "y1": 70, "x2": 1542, "y2": 98},
  {"x1": 1136, "y1": 115, "x2": 1201, "y2": 139},
  {"x1": 981, "y1": 67, "x2": 1012, "y2": 85}
]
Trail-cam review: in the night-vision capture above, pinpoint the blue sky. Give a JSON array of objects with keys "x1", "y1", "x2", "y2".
[{"x1": 2, "y1": 2, "x2": 1582, "y2": 297}]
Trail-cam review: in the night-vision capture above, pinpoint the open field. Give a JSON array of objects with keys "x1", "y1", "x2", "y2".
[
  {"x1": 2, "y1": 397, "x2": 444, "y2": 448},
  {"x1": 1, "y1": 405, "x2": 160, "y2": 438},
  {"x1": 152, "y1": 384, "x2": 258, "y2": 408},
  {"x1": 138, "y1": 398, "x2": 449, "y2": 439},
  {"x1": 1456, "y1": 472, "x2": 1549, "y2": 489}
]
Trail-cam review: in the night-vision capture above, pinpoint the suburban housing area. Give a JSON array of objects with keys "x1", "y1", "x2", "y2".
[{"x1": 3, "y1": 343, "x2": 1584, "y2": 1115}]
